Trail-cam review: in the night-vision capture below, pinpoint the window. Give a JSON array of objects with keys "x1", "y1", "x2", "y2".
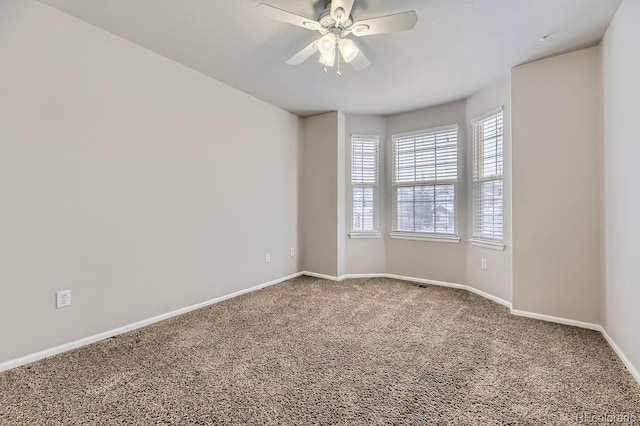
[
  {"x1": 472, "y1": 109, "x2": 504, "y2": 248},
  {"x1": 392, "y1": 125, "x2": 459, "y2": 241},
  {"x1": 351, "y1": 134, "x2": 379, "y2": 237}
]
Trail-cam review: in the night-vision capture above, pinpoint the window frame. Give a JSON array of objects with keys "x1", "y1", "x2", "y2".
[
  {"x1": 349, "y1": 134, "x2": 380, "y2": 239},
  {"x1": 470, "y1": 107, "x2": 505, "y2": 250},
  {"x1": 390, "y1": 124, "x2": 460, "y2": 243}
]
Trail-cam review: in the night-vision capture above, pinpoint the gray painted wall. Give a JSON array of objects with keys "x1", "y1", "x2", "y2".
[
  {"x1": 465, "y1": 79, "x2": 513, "y2": 302},
  {"x1": 302, "y1": 112, "x2": 342, "y2": 277},
  {"x1": 511, "y1": 47, "x2": 601, "y2": 324},
  {"x1": 0, "y1": 0, "x2": 302, "y2": 363},
  {"x1": 601, "y1": 0, "x2": 640, "y2": 375},
  {"x1": 385, "y1": 102, "x2": 468, "y2": 284},
  {"x1": 336, "y1": 113, "x2": 346, "y2": 278}
]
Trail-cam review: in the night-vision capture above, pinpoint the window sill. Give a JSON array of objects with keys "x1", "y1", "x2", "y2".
[
  {"x1": 390, "y1": 232, "x2": 460, "y2": 243},
  {"x1": 469, "y1": 238, "x2": 505, "y2": 251},
  {"x1": 349, "y1": 232, "x2": 381, "y2": 239}
]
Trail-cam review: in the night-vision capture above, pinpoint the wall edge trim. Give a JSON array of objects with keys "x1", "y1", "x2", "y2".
[
  {"x1": 4, "y1": 271, "x2": 637, "y2": 386},
  {"x1": 339, "y1": 272, "x2": 513, "y2": 308},
  {"x1": 599, "y1": 326, "x2": 640, "y2": 385},
  {"x1": 301, "y1": 271, "x2": 342, "y2": 281},
  {"x1": 306, "y1": 271, "x2": 640, "y2": 384},
  {"x1": 510, "y1": 309, "x2": 601, "y2": 330},
  {"x1": 0, "y1": 272, "x2": 304, "y2": 373}
]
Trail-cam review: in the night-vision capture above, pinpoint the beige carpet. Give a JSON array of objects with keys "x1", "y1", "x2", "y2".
[{"x1": 1, "y1": 276, "x2": 638, "y2": 425}]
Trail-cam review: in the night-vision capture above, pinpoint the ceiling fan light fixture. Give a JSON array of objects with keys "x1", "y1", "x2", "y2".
[
  {"x1": 338, "y1": 38, "x2": 359, "y2": 62},
  {"x1": 318, "y1": 33, "x2": 337, "y2": 55},
  {"x1": 319, "y1": 48, "x2": 336, "y2": 67},
  {"x1": 256, "y1": 1, "x2": 418, "y2": 73}
]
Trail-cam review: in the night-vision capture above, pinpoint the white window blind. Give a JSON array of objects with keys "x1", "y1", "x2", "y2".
[
  {"x1": 473, "y1": 109, "x2": 504, "y2": 242},
  {"x1": 351, "y1": 135, "x2": 379, "y2": 233},
  {"x1": 392, "y1": 125, "x2": 458, "y2": 236}
]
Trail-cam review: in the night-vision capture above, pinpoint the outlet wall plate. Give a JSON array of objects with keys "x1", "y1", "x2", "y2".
[
  {"x1": 265, "y1": 252, "x2": 271, "y2": 263},
  {"x1": 56, "y1": 289, "x2": 71, "y2": 309}
]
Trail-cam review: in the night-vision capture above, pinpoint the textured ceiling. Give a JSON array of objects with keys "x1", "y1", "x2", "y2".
[{"x1": 37, "y1": 0, "x2": 621, "y2": 117}]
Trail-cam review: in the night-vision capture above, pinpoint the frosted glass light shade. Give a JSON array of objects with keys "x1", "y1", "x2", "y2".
[
  {"x1": 318, "y1": 33, "x2": 337, "y2": 55},
  {"x1": 338, "y1": 38, "x2": 359, "y2": 63},
  {"x1": 319, "y1": 48, "x2": 336, "y2": 67}
]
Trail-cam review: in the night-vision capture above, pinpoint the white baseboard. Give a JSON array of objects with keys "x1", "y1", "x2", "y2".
[
  {"x1": 0, "y1": 272, "x2": 303, "y2": 373},
  {"x1": 342, "y1": 273, "x2": 387, "y2": 280},
  {"x1": 268, "y1": 268, "x2": 640, "y2": 385},
  {"x1": 382, "y1": 273, "x2": 467, "y2": 289},
  {"x1": 302, "y1": 271, "x2": 342, "y2": 281},
  {"x1": 382, "y1": 275, "x2": 603, "y2": 333},
  {"x1": 599, "y1": 327, "x2": 640, "y2": 385},
  {"x1": 330, "y1": 272, "x2": 513, "y2": 309},
  {"x1": 387, "y1": 274, "x2": 513, "y2": 309},
  {"x1": 510, "y1": 309, "x2": 601, "y2": 331},
  {"x1": 467, "y1": 286, "x2": 513, "y2": 309},
  {"x1": 334, "y1": 272, "x2": 639, "y2": 385},
  {"x1": 4, "y1": 270, "x2": 638, "y2": 387}
]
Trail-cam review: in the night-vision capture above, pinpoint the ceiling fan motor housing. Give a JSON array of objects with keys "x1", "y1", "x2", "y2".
[{"x1": 321, "y1": 1, "x2": 353, "y2": 30}]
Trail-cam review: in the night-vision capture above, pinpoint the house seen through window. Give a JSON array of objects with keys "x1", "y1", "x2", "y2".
[{"x1": 392, "y1": 125, "x2": 458, "y2": 238}]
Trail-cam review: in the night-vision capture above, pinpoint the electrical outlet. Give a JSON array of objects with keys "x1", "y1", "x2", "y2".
[
  {"x1": 265, "y1": 252, "x2": 271, "y2": 263},
  {"x1": 290, "y1": 248, "x2": 295, "y2": 257},
  {"x1": 56, "y1": 289, "x2": 71, "y2": 309},
  {"x1": 481, "y1": 259, "x2": 487, "y2": 270}
]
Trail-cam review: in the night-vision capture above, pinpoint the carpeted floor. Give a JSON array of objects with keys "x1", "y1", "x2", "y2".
[{"x1": 1, "y1": 276, "x2": 638, "y2": 425}]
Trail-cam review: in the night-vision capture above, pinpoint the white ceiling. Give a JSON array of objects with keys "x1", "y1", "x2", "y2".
[{"x1": 37, "y1": 0, "x2": 621, "y2": 117}]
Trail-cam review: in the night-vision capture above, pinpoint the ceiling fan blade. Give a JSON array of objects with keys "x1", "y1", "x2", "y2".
[
  {"x1": 350, "y1": 49, "x2": 371, "y2": 71},
  {"x1": 256, "y1": 3, "x2": 321, "y2": 30},
  {"x1": 287, "y1": 40, "x2": 320, "y2": 65},
  {"x1": 331, "y1": 0, "x2": 355, "y2": 23},
  {"x1": 350, "y1": 11, "x2": 418, "y2": 36}
]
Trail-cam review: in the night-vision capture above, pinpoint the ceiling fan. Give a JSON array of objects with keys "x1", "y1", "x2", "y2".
[{"x1": 256, "y1": 0, "x2": 418, "y2": 73}]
